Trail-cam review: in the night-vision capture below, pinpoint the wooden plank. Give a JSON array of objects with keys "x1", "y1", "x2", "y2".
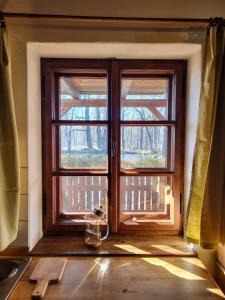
[
  {"x1": 151, "y1": 177, "x2": 159, "y2": 212},
  {"x1": 143, "y1": 177, "x2": 149, "y2": 211},
  {"x1": 85, "y1": 176, "x2": 92, "y2": 211},
  {"x1": 121, "y1": 79, "x2": 132, "y2": 98},
  {"x1": 0, "y1": 246, "x2": 29, "y2": 256},
  {"x1": 61, "y1": 178, "x2": 66, "y2": 212},
  {"x1": 120, "y1": 177, "x2": 126, "y2": 211},
  {"x1": 145, "y1": 177, "x2": 152, "y2": 211},
  {"x1": 61, "y1": 99, "x2": 166, "y2": 115},
  {"x1": 78, "y1": 177, "x2": 86, "y2": 211},
  {"x1": 61, "y1": 177, "x2": 71, "y2": 212},
  {"x1": 132, "y1": 177, "x2": 138, "y2": 212},
  {"x1": 30, "y1": 235, "x2": 195, "y2": 256},
  {"x1": 103, "y1": 176, "x2": 108, "y2": 211},
  {"x1": 68, "y1": 177, "x2": 73, "y2": 211},
  {"x1": 159, "y1": 176, "x2": 166, "y2": 212},
  {"x1": 149, "y1": 107, "x2": 166, "y2": 120},
  {"x1": 93, "y1": 176, "x2": 99, "y2": 210},
  {"x1": 30, "y1": 258, "x2": 67, "y2": 299},
  {"x1": 9, "y1": 256, "x2": 225, "y2": 300},
  {"x1": 127, "y1": 177, "x2": 133, "y2": 211},
  {"x1": 61, "y1": 176, "x2": 108, "y2": 213},
  {"x1": 61, "y1": 78, "x2": 80, "y2": 98},
  {"x1": 72, "y1": 177, "x2": 79, "y2": 211}
]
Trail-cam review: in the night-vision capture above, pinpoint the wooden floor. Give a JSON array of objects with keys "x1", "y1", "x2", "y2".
[
  {"x1": 31, "y1": 235, "x2": 195, "y2": 256},
  {"x1": 9, "y1": 256, "x2": 225, "y2": 300}
]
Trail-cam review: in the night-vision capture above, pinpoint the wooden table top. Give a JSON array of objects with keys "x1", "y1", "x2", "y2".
[{"x1": 9, "y1": 257, "x2": 225, "y2": 300}]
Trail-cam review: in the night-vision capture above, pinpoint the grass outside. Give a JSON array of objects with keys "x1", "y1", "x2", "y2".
[{"x1": 61, "y1": 153, "x2": 165, "y2": 169}]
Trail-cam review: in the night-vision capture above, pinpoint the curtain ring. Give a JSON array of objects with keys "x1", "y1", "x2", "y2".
[
  {"x1": 217, "y1": 17, "x2": 223, "y2": 32},
  {"x1": 207, "y1": 17, "x2": 225, "y2": 34}
]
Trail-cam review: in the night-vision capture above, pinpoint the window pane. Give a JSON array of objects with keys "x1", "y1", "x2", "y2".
[
  {"x1": 121, "y1": 126, "x2": 167, "y2": 168},
  {"x1": 121, "y1": 78, "x2": 168, "y2": 120},
  {"x1": 120, "y1": 176, "x2": 173, "y2": 222},
  {"x1": 60, "y1": 126, "x2": 108, "y2": 169},
  {"x1": 60, "y1": 77, "x2": 108, "y2": 120},
  {"x1": 61, "y1": 176, "x2": 108, "y2": 213}
]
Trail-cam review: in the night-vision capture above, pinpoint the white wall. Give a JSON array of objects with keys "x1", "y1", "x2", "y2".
[
  {"x1": 27, "y1": 47, "x2": 43, "y2": 250},
  {"x1": 184, "y1": 50, "x2": 202, "y2": 221}
]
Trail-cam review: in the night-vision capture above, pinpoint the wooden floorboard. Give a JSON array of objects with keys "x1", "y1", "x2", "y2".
[
  {"x1": 0, "y1": 246, "x2": 29, "y2": 256},
  {"x1": 30, "y1": 235, "x2": 195, "y2": 256},
  {"x1": 9, "y1": 257, "x2": 225, "y2": 299}
]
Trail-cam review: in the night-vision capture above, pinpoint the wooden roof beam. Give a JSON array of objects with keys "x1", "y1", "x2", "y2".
[
  {"x1": 121, "y1": 80, "x2": 132, "y2": 98},
  {"x1": 148, "y1": 108, "x2": 166, "y2": 120},
  {"x1": 61, "y1": 99, "x2": 167, "y2": 115},
  {"x1": 62, "y1": 78, "x2": 80, "y2": 98}
]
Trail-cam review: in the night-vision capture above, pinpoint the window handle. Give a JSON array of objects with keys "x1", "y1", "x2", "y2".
[{"x1": 111, "y1": 139, "x2": 116, "y2": 157}]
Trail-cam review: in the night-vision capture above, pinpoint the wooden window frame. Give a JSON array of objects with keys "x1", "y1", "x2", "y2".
[{"x1": 41, "y1": 58, "x2": 186, "y2": 235}]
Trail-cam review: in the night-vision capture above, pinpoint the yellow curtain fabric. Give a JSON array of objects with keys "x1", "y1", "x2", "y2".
[
  {"x1": 186, "y1": 23, "x2": 225, "y2": 249},
  {"x1": 0, "y1": 23, "x2": 20, "y2": 251}
]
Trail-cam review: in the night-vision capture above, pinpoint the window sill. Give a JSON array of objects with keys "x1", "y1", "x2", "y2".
[{"x1": 30, "y1": 235, "x2": 195, "y2": 257}]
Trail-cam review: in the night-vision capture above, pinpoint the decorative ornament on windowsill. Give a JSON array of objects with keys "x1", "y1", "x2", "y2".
[{"x1": 84, "y1": 206, "x2": 109, "y2": 248}]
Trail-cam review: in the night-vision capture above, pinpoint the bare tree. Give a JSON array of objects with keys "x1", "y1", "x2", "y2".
[
  {"x1": 85, "y1": 107, "x2": 92, "y2": 149},
  {"x1": 135, "y1": 108, "x2": 154, "y2": 153},
  {"x1": 121, "y1": 109, "x2": 126, "y2": 150}
]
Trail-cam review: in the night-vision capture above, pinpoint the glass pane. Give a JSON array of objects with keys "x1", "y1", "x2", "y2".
[
  {"x1": 59, "y1": 77, "x2": 107, "y2": 120},
  {"x1": 61, "y1": 176, "x2": 108, "y2": 213},
  {"x1": 60, "y1": 126, "x2": 108, "y2": 169},
  {"x1": 121, "y1": 126, "x2": 167, "y2": 168},
  {"x1": 121, "y1": 78, "x2": 168, "y2": 120},
  {"x1": 120, "y1": 176, "x2": 173, "y2": 222}
]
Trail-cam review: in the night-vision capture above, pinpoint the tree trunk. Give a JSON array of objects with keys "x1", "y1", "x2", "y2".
[
  {"x1": 140, "y1": 126, "x2": 144, "y2": 150},
  {"x1": 121, "y1": 110, "x2": 126, "y2": 150},
  {"x1": 85, "y1": 107, "x2": 92, "y2": 148},
  {"x1": 96, "y1": 108, "x2": 101, "y2": 149},
  {"x1": 135, "y1": 108, "x2": 154, "y2": 153}
]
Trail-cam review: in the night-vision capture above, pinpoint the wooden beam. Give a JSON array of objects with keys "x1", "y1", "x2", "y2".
[
  {"x1": 61, "y1": 78, "x2": 80, "y2": 98},
  {"x1": 149, "y1": 108, "x2": 165, "y2": 120},
  {"x1": 61, "y1": 98, "x2": 166, "y2": 115},
  {"x1": 0, "y1": 246, "x2": 29, "y2": 256},
  {"x1": 121, "y1": 80, "x2": 132, "y2": 98},
  {"x1": 1, "y1": 12, "x2": 210, "y2": 28}
]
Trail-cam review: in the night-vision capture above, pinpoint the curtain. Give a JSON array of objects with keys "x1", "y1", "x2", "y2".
[
  {"x1": 0, "y1": 17, "x2": 20, "y2": 251},
  {"x1": 186, "y1": 18, "x2": 225, "y2": 249}
]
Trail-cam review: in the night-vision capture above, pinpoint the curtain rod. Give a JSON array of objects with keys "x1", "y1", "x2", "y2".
[{"x1": 0, "y1": 12, "x2": 212, "y2": 24}]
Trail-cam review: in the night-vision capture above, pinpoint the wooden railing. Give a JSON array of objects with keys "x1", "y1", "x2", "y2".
[
  {"x1": 61, "y1": 176, "x2": 107, "y2": 212},
  {"x1": 120, "y1": 176, "x2": 167, "y2": 213},
  {"x1": 61, "y1": 176, "x2": 170, "y2": 214}
]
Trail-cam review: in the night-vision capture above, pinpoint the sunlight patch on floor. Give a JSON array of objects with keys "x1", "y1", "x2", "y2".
[
  {"x1": 114, "y1": 244, "x2": 150, "y2": 254},
  {"x1": 151, "y1": 244, "x2": 190, "y2": 255},
  {"x1": 94, "y1": 258, "x2": 110, "y2": 291},
  {"x1": 70, "y1": 258, "x2": 101, "y2": 297},
  {"x1": 207, "y1": 288, "x2": 225, "y2": 298},
  {"x1": 142, "y1": 258, "x2": 205, "y2": 280},
  {"x1": 181, "y1": 257, "x2": 206, "y2": 269}
]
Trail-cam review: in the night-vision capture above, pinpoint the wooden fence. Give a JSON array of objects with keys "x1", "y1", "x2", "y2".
[{"x1": 61, "y1": 176, "x2": 171, "y2": 214}]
